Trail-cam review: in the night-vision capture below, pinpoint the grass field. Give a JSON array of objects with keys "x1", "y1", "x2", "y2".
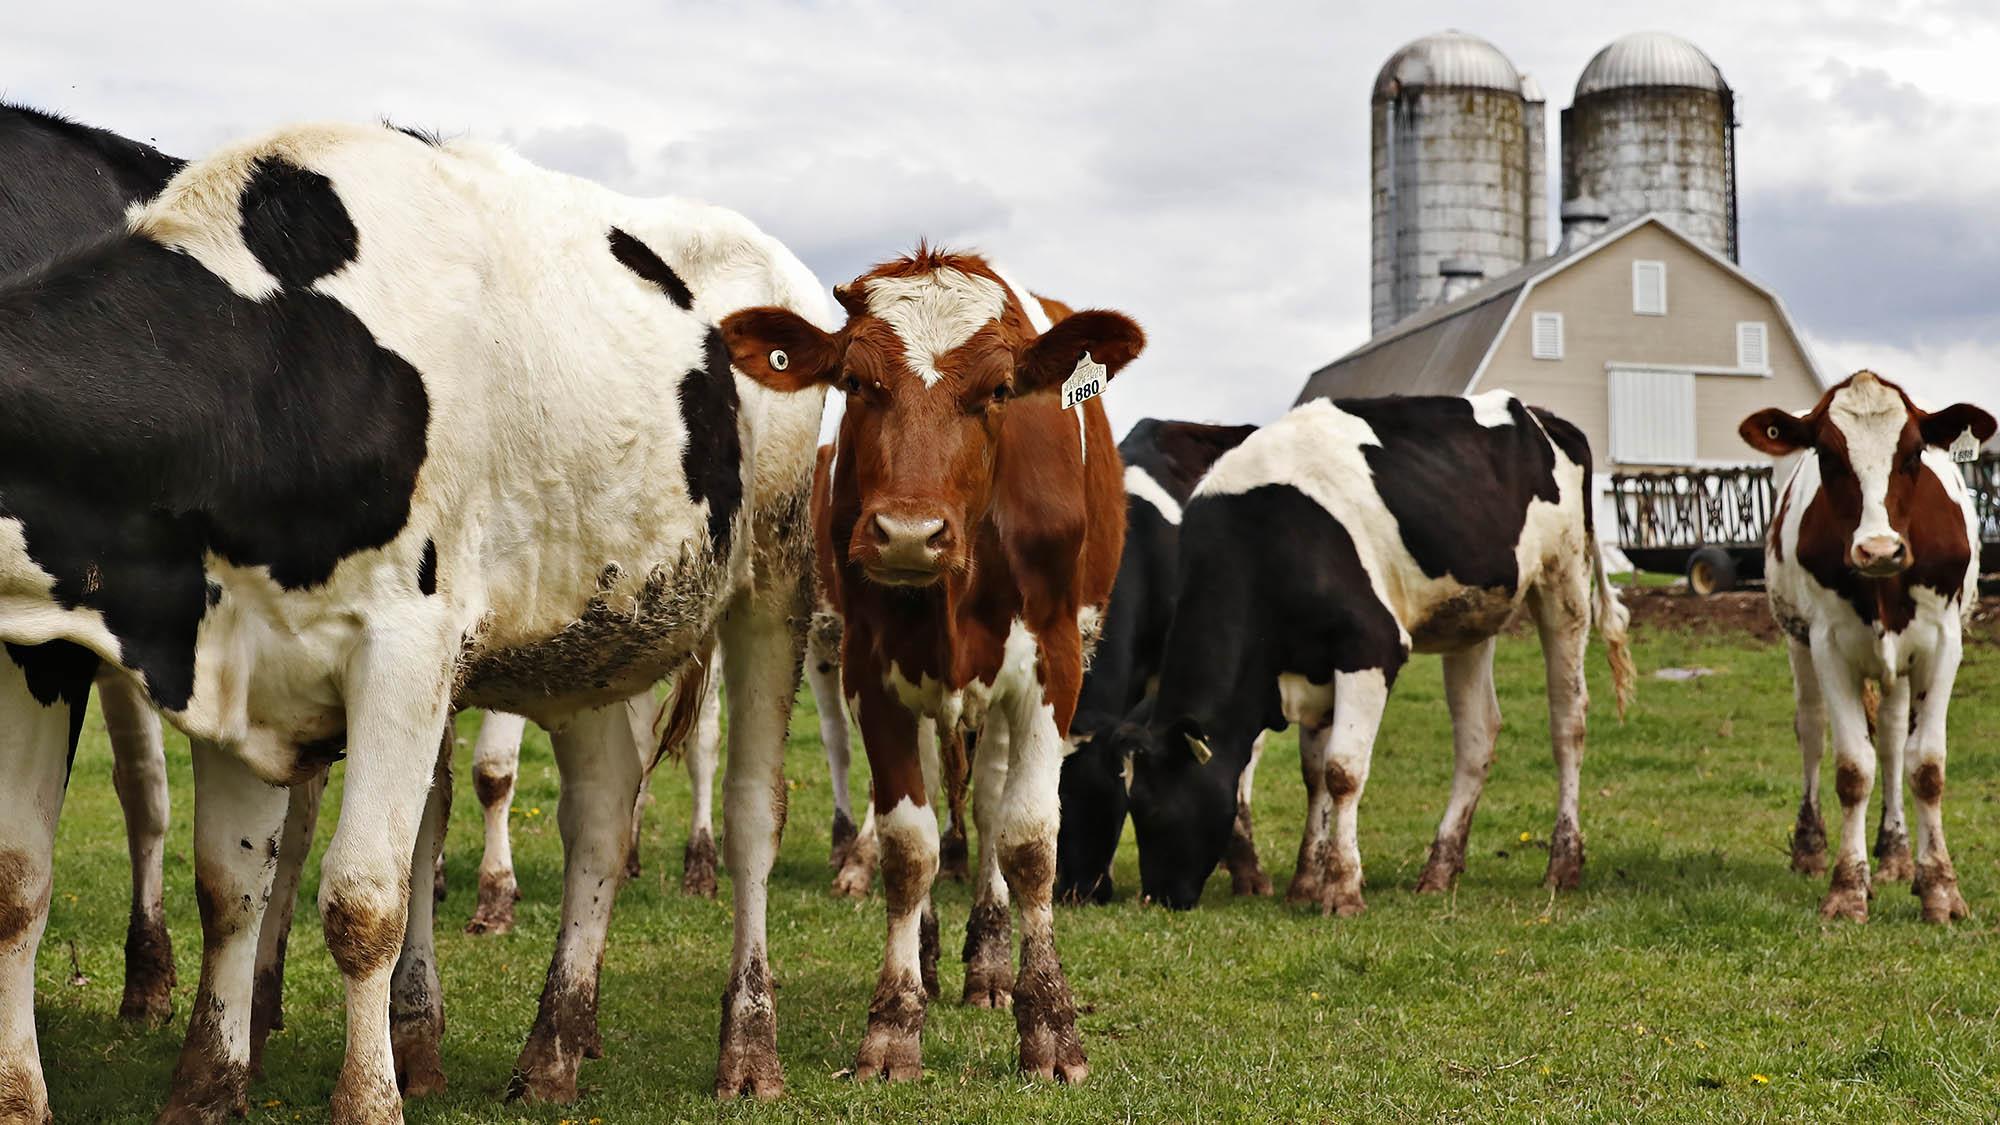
[{"x1": 33, "y1": 617, "x2": 2000, "y2": 1122}]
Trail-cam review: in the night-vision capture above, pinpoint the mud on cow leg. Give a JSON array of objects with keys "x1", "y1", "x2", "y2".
[
  {"x1": 1790, "y1": 797, "x2": 1829, "y2": 876},
  {"x1": 251, "y1": 771, "x2": 325, "y2": 1076},
  {"x1": 682, "y1": 829, "x2": 719, "y2": 899},
  {"x1": 1004, "y1": 842, "x2": 1086, "y2": 1084},
  {"x1": 1544, "y1": 815, "x2": 1585, "y2": 892},
  {"x1": 103, "y1": 669, "x2": 177, "y2": 1026},
  {"x1": 854, "y1": 795, "x2": 939, "y2": 1082},
  {"x1": 390, "y1": 733, "x2": 453, "y2": 1098},
  {"x1": 828, "y1": 809, "x2": 858, "y2": 870},
  {"x1": 466, "y1": 712, "x2": 527, "y2": 936},
  {"x1": 1873, "y1": 818, "x2": 1914, "y2": 883},
  {"x1": 1225, "y1": 733, "x2": 1271, "y2": 897}
]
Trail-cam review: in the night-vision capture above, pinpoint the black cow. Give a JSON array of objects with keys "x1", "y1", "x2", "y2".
[
  {"x1": 1054, "y1": 418, "x2": 1255, "y2": 904},
  {"x1": 1119, "y1": 392, "x2": 1635, "y2": 912}
]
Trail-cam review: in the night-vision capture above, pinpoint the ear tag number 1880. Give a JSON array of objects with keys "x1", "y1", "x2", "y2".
[
  {"x1": 1951, "y1": 429, "x2": 1980, "y2": 464},
  {"x1": 1062, "y1": 352, "x2": 1107, "y2": 411}
]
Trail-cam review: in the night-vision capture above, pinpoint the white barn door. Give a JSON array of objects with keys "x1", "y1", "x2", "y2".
[{"x1": 1608, "y1": 368, "x2": 1696, "y2": 466}]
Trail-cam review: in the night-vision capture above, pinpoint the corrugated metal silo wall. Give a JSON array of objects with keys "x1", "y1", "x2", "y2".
[
  {"x1": 1372, "y1": 88, "x2": 1534, "y2": 334},
  {"x1": 1561, "y1": 87, "x2": 1737, "y2": 261}
]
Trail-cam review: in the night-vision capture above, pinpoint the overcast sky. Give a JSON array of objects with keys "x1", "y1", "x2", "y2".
[{"x1": 5, "y1": 0, "x2": 1996, "y2": 436}]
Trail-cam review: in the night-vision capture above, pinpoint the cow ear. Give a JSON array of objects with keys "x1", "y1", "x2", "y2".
[
  {"x1": 1919, "y1": 403, "x2": 1999, "y2": 450},
  {"x1": 1740, "y1": 408, "x2": 1811, "y2": 455},
  {"x1": 719, "y1": 307, "x2": 840, "y2": 392},
  {"x1": 1016, "y1": 310, "x2": 1146, "y2": 397}
]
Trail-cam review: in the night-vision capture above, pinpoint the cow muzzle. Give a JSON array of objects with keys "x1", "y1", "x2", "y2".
[
  {"x1": 1850, "y1": 534, "x2": 1910, "y2": 577},
  {"x1": 858, "y1": 510, "x2": 955, "y2": 586}
]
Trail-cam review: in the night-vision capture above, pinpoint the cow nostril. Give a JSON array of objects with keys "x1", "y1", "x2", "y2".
[
  {"x1": 926, "y1": 522, "x2": 950, "y2": 548},
  {"x1": 871, "y1": 515, "x2": 894, "y2": 544}
]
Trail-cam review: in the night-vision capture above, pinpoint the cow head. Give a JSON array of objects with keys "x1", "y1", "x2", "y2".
[
  {"x1": 1055, "y1": 716, "x2": 1134, "y2": 905},
  {"x1": 1742, "y1": 371, "x2": 1995, "y2": 577},
  {"x1": 1120, "y1": 715, "x2": 1239, "y2": 910},
  {"x1": 721, "y1": 249, "x2": 1144, "y2": 588}
]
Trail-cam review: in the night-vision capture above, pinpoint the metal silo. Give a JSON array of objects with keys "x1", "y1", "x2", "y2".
[
  {"x1": 1372, "y1": 30, "x2": 1547, "y2": 334},
  {"x1": 1562, "y1": 32, "x2": 1739, "y2": 260}
]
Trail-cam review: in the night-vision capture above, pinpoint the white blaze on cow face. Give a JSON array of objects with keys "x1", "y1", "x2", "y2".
[
  {"x1": 1825, "y1": 373, "x2": 1913, "y2": 573},
  {"x1": 862, "y1": 267, "x2": 1007, "y2": 388}
]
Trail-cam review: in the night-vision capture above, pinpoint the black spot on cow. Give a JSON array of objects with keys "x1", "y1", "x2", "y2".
[
  {"x1": 205, "y1": 580, "x2": 223, "y2": 608},
  {"x1": 3, "y1": 641, "x2": 99, "y2": 766},
  {"x1": 607, "y1": 228, "x2": 694, "y2": 310},
  {"x1": 0, "y1": 217, "x2": 428, "y2": 709},
  {"x1": 418, "y1": 538, "x2": 438, "y2": 596},
  {"x1": 680, "y1": 329, "x2": 743, "y2": 553},
  {"x1": 238, "y1": 157, "x2": 360, "y2": 289}
]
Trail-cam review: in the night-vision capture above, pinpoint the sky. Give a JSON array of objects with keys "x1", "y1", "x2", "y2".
[{"x1": 4, "y1": 0, "x2": 1996, "y2": 437}]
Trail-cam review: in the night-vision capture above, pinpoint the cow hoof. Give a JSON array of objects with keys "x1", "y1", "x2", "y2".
[
  {"x1": 1284, "y1": 872, "x2": 1324, "y2": 907},
  {"x1": 1321, "y1": 891, "x2": 1368, "y2": 918},
  {"x1": 1020, "y1": 1054, "x2": 1090, "y2": 1085},
  {"x1": 119, "y1": 912, "x2": 177, "y2": 1025},
  {"x1": 856, "y1": 977, "x2": 926, "y2": 1083},
  {"x1": 465, "y1": 877, "x2": 520, "y2": 935},
  {"x1": 828, "y1": 809, "x2": 858, "y2": 870},
  {"x1": 433, "y1": 860, "x2": 447, "y2": 904},
  {"x1": 1818, "y1": 889, "x2": 1869, "y2": 922},
  {"x1": 1544, "y1": 821, "x2": 1584, "y2": 890},
  {"x1": 1414, "y1": 859, "x2": 1461, "y2": 895},
  {"x1": 154, "y1": 1094, "x2": 245, "y2": 1125},
  {"x1": 715, "y1": 1045, "x2": 785, "y2": 1101},
  {"x1": 1789, "y1": 846, "x2": 1829, "y2": 877},
  {"x1": 1915, "y1": 864, "x2": 1969, "y2": 924},
  {"x1": 328, "y1": 1064, "x2": 404, "y2": 1124},
  {"x1": 1875, "y1": 843, "x2": 1916, "y2": 883},
  {"x1": 504, "y1": 1056, "x2": 579, "y2": 1106},
  {"x1": 939, "y1": 831, "x2": 971, "y2": 884},
  {"x1": 831, "y1": 859, "x2": 874, "y2": 899},
  {"x1": 716, "y1": 960, "x2": 782, "y2": 1100},
  {"x1": 1228, "y1": 863, "x2": 1273, "y2": 897},
  {"x1": 964, "y1": 975, "x2": 1014, "y2": 1009},
  {"x1": 391, "y1": 1021, "x2": 447, "y2": 1099},
  {"x1": 681, "y1": 831, "x2": 719, "y2": 899}
]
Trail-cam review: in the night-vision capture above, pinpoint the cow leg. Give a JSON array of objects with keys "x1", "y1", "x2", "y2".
[
  {"x1": 465, "y1": 712, "x2": 527, "y2": 935},
  {"x1": 318, "y1": 646, "x2": 453, "y2": 1125},
  {"x1": 1909, "y1": 635, "x2": 1968, "y2": 923},
  {"x1": 507, "y1": 699, "x2": 646, "y2": 1104},
  {"x1": 1532, "y1": 591, "x2": 1589, "y2": 891},
  {"x1": 0, "y1": 652, "x2": 87, "y2": 1125},
  {"x1": 157, "y1": 739, "x2": 288, "y2": 1125},
  {"x1": 1419, "y1": 638, "x2": 1501, "y2": 893},
  {"x1": 714, "y1": 598, "x2": 801, "y2": 1101},
  {"x1": 938, "y1": 726, "x2": 972, "y2": 884},
  {"x1": 1786, "y1": 639, "x2": 1830, "y2": 876},
  {"x1": 681, "y1": 667, "x2": 723, "y2": 898},
  {"x1": 1311, "y1": 670, "x2": 1391, "y2": 917},
  {"x1": 1225, "y1": 732, "x2": 1271, "y2": 896},
  {"x1": 1285, "y1": 719, "x2": 1333, "y2": 906},
  {"x1": 250, "y1": 770, "x2": 326, "y2": 1077},
  {"x1": 389, "y1": 733, "x2": 453, "y2": 1098},
  {"x1": 915, "y1": 721, "x2": 945, "y2": 999},
  {"x1": 962, "y1": 713, "x2": 1014, "y2": 1009},
  {"x1": 851, "y1": 683, "x2": 935, "y2": 1082},
  {"x1": 995, "y1": 663, "x2": 1086, "y2": 1083},
  {"x1": 1871, "y1": 680, "x2": 1914, "y2": 882},
  {"x1": 1816, "y1": 651, "x2": 1875, "y2": 922},
  {"x1": 806, "y1": 622, "x2": 858, "y2": 867},
  {"x1": 101, "y1": 670, "x2": 176, "y2": 1025},
  {"x1": 833, "y1": 797, "x2": 879, "y2": 898}
]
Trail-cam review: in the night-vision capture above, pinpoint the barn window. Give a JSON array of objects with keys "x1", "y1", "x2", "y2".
[
  {"x1": 1632, "y1": 260, "x2": 1667, "y2": 316},
  {"x1": 1736, "y1": 321, "x2": 1768, "y2": 370},
  {"x1": 1609, "y1": 368, "x2": 1696, "y2": 465},
  {"x1": 1531, "y1": 312, "x2": 1564, "y2": 360}
]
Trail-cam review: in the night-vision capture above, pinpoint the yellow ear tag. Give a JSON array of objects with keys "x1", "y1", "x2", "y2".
[{"x1": 1184, "y1": 732, "x2": 1213, "y2": 764}]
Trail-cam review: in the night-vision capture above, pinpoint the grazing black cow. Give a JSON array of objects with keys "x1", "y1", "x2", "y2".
[
  {"x1": 1054, "y1": 418, "x2": 1256, "y2": 905},
  {"x1": 0, "y1": 103, "x2": 190, "y2": 1025},
  {"x1": 1120, "y1": 392, "x2": 1635, "y2": 912}
]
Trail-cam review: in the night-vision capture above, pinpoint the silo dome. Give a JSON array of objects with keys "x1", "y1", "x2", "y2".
[
  {"x1": 1374, "y1": 30, "x2": 1524, "y2": 98},
  {"x1": 1370, "y1": 31, "x2": 1548, "y2": 334},
  {"x1": 1561, "y1": 32, "x2": 1739, "y2": 261},
  {"x1": 1575, "y1": 32, "x2": 1727, "y2": 96}
]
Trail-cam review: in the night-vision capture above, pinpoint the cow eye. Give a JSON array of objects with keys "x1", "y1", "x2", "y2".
[
  {"x1": 992, "y1": 383, "x2": 1011, "y2": 403},
  {"x1": 842, "y1": 375, "x2": 862, "y2": 395}
]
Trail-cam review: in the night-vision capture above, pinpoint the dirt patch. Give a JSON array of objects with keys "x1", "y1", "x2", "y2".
[{"x1": 1612, "y1": 590, "x2": 2000, "y2": 645}]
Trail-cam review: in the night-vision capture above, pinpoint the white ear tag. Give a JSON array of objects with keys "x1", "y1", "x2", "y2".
[
  {"x1": 1950, "y1": 428, "x2": 1980, "y2": 463},
  {"x1": 1061, "y1": 352, "x2": 1107, "y2": 411},
  {"x1": 769, "y1": 349, "x2": 789, "y2": 372}
]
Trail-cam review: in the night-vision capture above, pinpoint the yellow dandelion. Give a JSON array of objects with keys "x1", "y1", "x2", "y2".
[
  {"x1": 1519, "y1": 831, "x2": 1533, "y2": 843},
  {"x1": 262, "y1": 1099, "x2": 282, "y2": 1108},
  {"x1": 1494, "y1": 948, "x2": 1509, "y2": 956},
  {"x1": 1538, "y1": 1063, "x2": 1551, "y2": 1076},
  {"x1": 1695, "y1": 1039, "x2": 1708, "y2": 1050},
  {"x1": 1635, "y1": 1024, "x2": 1647, "y2": 1036},
  {"x1": 1751, "y1": 1073, "x2": 1769, "y2": 1085},
  {"x1": 1309, "y1": 990, "x2": 1322, "y2": 1001}
]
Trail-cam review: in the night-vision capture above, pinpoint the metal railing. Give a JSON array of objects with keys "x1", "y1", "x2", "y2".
[
  {"x1": 1609, "y1": 466, "x2": 1775, "y2": 551},
  {"x1": 1968, "y1": 454, "x2": 2000, "y2": 546}
]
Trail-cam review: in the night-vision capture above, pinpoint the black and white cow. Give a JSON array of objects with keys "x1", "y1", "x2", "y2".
[
  {"x1": 1053, "y1": 418, "x2": 1256, "y2": 905},
  {"x1": 0, "y1": 122, "x2": 826, "y2": 1121},
  {"x1": 0, "y1": 103, "x2": 192, "y2": 1027},
  {"x1": 1119, "y1": 392, "x2": 1635, "y2": 912},
  {"x1": 1743, "y1": 371, "x2": 1996, "y2": 922}
]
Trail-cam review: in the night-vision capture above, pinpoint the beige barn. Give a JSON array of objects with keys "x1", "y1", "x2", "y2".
[{"x1": 1297, "y1": 214, "x2": 1827, "y2": 475}]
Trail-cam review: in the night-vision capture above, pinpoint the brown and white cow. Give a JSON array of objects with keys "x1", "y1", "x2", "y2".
[
  {"x1": 1743, "y1": 370, "x2": 1996, "y2": 922},
  {"x1": 721, "y1": 248, "x2": 1142, "y2": 1082}
]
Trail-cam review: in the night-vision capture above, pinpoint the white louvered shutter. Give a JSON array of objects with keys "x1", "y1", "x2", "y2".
[
  {"x1": 1632, "y1": 260, "x2": 1667, "y2": 316},
  {"x1": 1736, "y1": 321, "x2": 1768, "y2": 370},
  {"x1": 1531, "y1": 312, "x2": 1563, "y2": 359}
]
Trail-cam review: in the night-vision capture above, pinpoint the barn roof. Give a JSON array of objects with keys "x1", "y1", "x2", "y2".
[{"x1": 1296, "y1": 213, "x2": 1825, "y2": 406}]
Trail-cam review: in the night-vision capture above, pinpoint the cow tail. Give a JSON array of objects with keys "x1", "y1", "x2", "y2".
[
  {"x1": 651, "y1": 640, "x2": 715, "y2": 771},
  {"x1": 1592, "y1": 539, "x2": 1637, "y2": 720}
]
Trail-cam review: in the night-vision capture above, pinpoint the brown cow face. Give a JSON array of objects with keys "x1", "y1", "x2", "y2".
[
  {"x1": 1742, "y1": 370, "x2": 1996, "y2": 576},
  {"x1": 722, "y1": 254, "x2": 1143, "y2": 588}
]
